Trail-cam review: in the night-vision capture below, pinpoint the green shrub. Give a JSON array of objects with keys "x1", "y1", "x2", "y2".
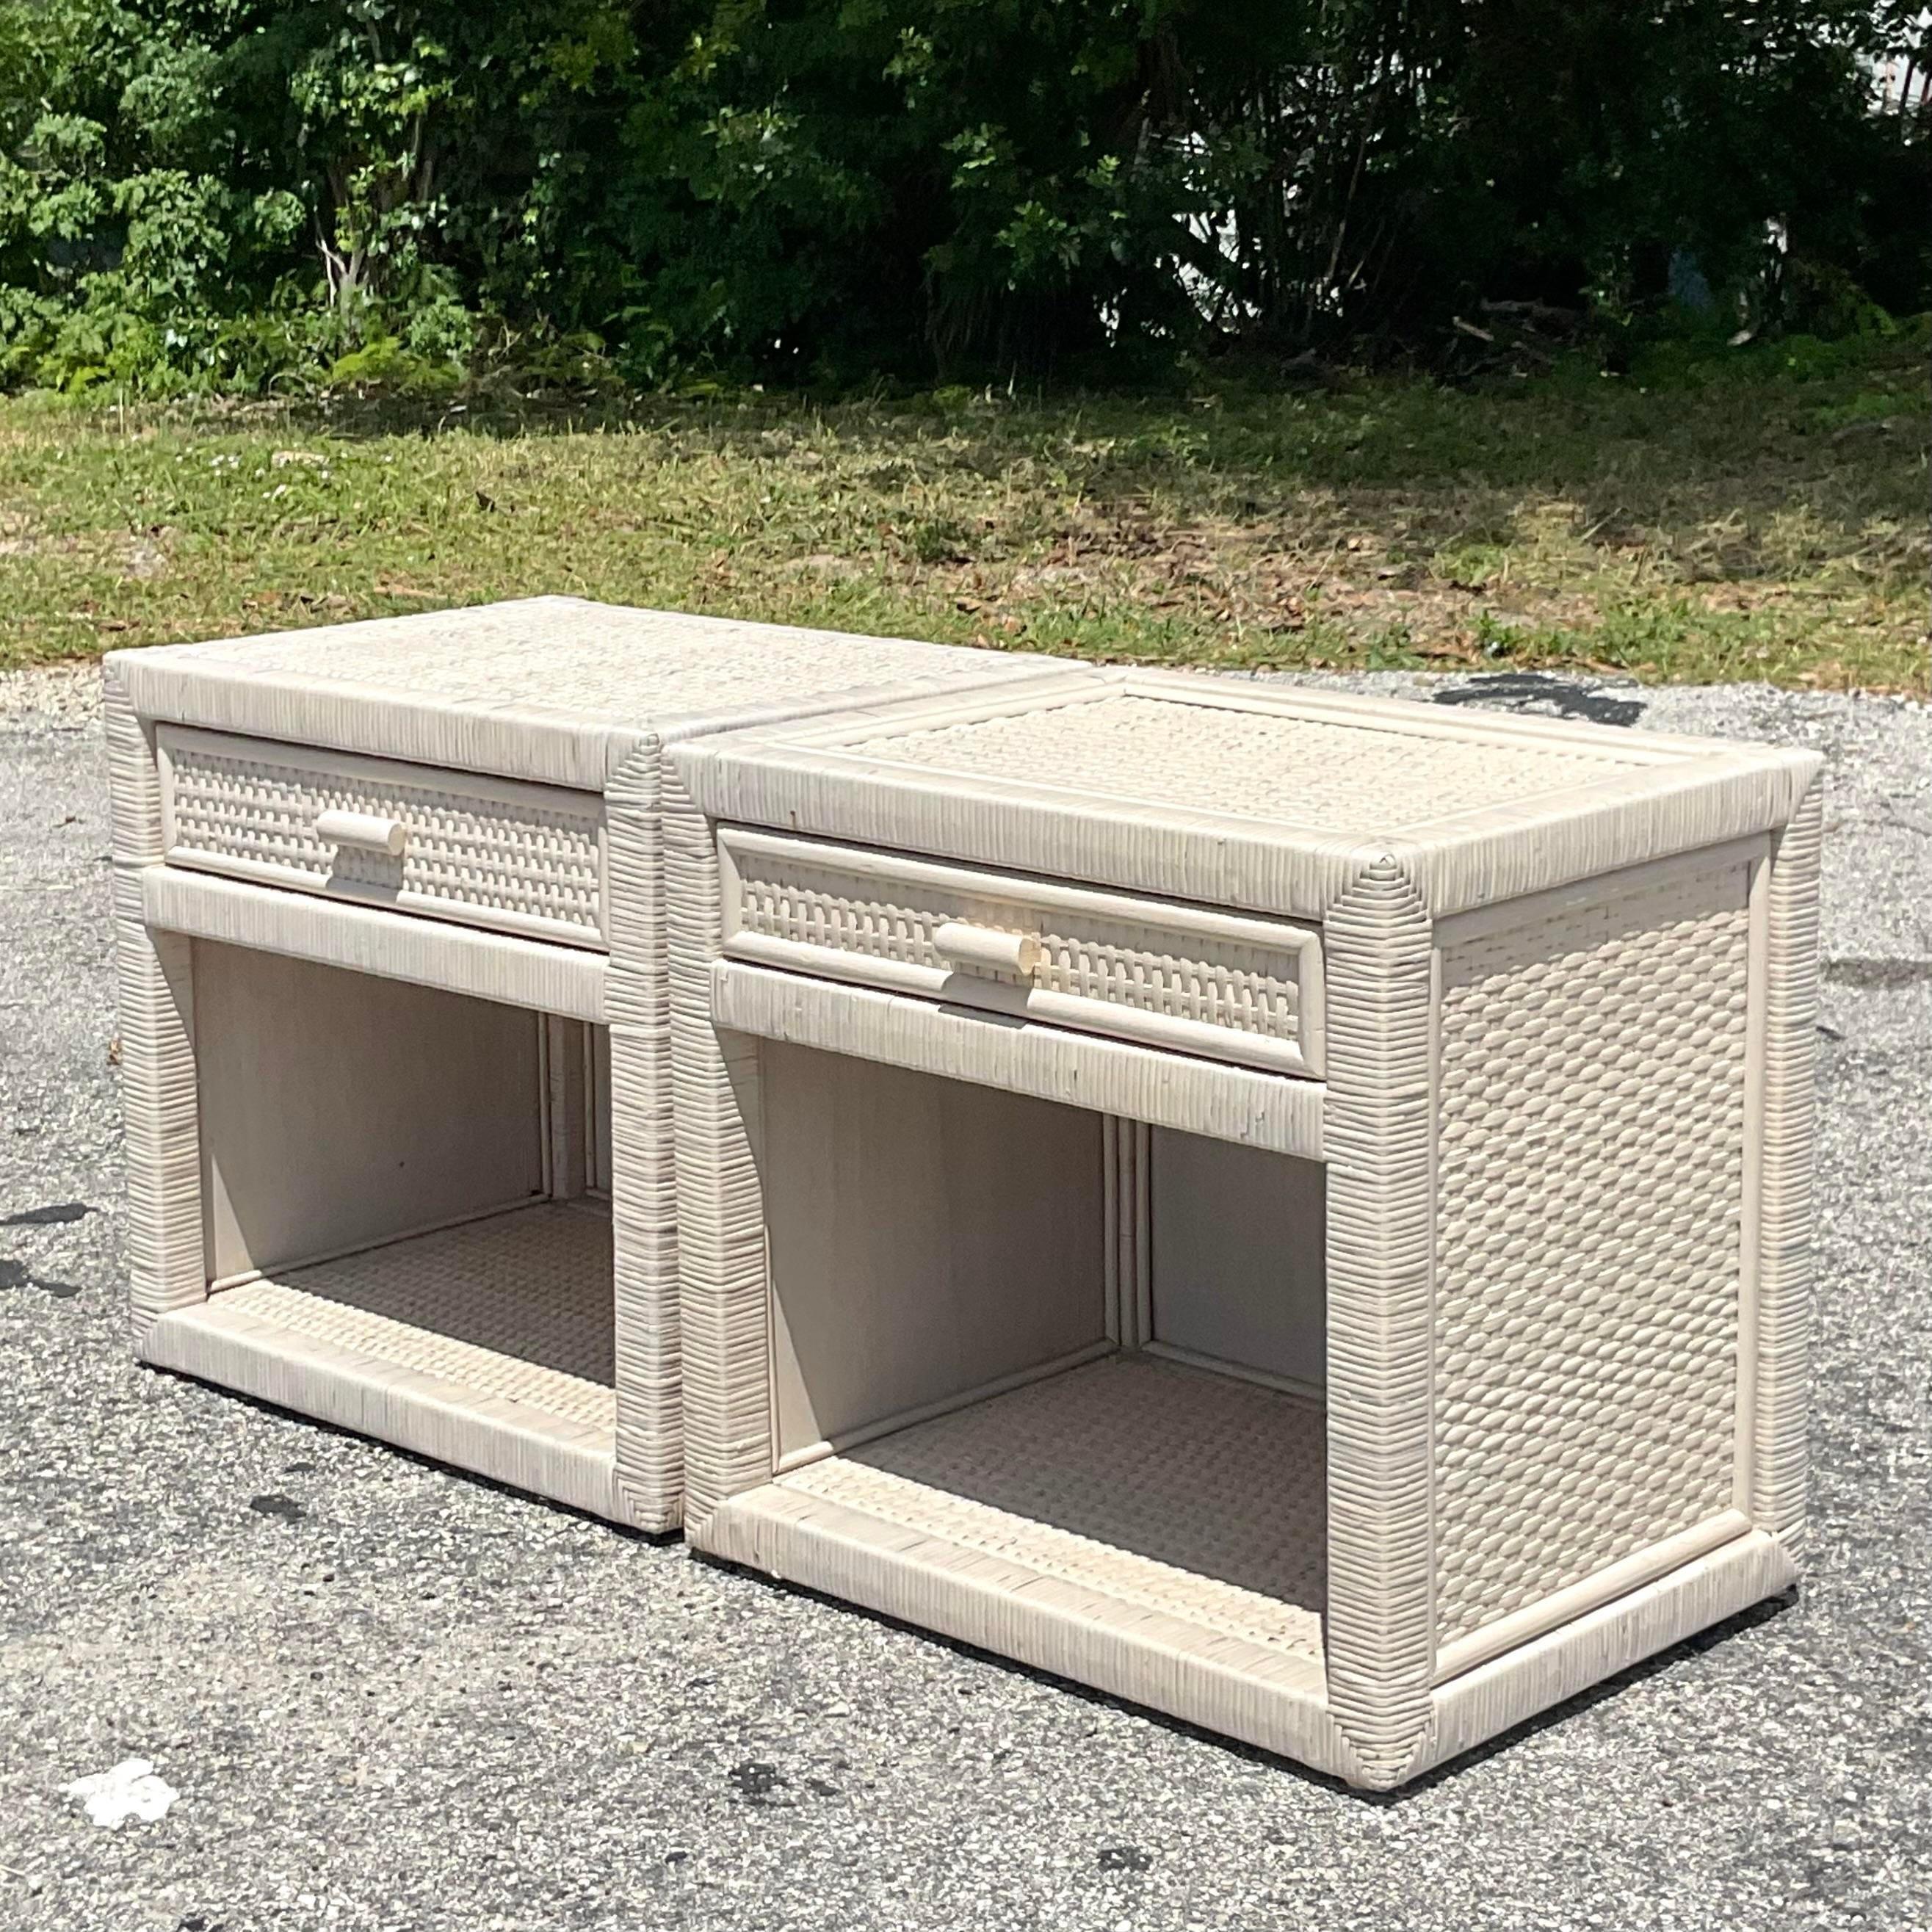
[{"x1": 0, "y1": 0, "x2": 1922, "y2": 392}]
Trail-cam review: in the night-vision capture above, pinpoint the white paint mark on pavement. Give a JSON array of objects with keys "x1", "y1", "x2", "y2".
[{"x1": 62, "y1": 1759, "x2": 178, "y2": 1828}]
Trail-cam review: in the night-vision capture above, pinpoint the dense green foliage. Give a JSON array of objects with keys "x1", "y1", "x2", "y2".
[{"x1": 0, "y1": 0, "x2": 1924, "y2": 392}]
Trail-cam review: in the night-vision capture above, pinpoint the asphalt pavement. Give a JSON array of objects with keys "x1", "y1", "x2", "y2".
[{"x1": 1, "y1": 659, "x2": 1928, "y2": 1931}]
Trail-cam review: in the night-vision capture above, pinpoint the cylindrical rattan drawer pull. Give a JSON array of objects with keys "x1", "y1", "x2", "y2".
[
  {"x1": 314, "y1": 808, "x2": 408, "y2": 858},
  {"x1": 933, "y1": 919, "x2": 1039, "y2": 980}
]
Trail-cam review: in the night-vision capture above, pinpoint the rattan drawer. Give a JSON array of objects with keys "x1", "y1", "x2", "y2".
[
  {"x1": 157, "y1": 725, "x2": 607, "y2": 949},
  {"x1": 718, "y1": 828, "x2": 1323, "y2": 1077}
]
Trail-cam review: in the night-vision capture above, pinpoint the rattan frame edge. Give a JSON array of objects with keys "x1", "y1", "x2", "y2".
[
  {"x1": 106, "y1": 663, "x2": 206, "y2": 1345},
  {"x1": 1417, "y1": 1527, "x2": 1795, "y2": 1779},
  {"x1": 140, "y1": 1300, "x2": 623, "y2": 1520},
  {"x1": 1753, "y1": 779, "x2": 1823, "y2": 1555},
  {"x1": 1319, "y1": 847, "x2": 1439, "y2": 1781},
  {"x1": 668, "y1": 726, "x2": 1822, "y2": 928},
  {"x1": 700, "y1": 1484, "x2": 1366, "y2": 1784}
]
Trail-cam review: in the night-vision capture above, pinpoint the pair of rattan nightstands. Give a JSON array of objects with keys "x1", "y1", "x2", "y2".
[{"x1": 109, "y1": 607, "x2": 1821, "y2": 1788}]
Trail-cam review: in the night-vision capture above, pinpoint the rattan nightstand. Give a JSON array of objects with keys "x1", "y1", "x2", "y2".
[
  {"x1": 666, "y1": 667, "x2": 1823, "y2": 1787},
  {"x1": 106, "y1": 598, "x2": 1071, "y2": 1530}
]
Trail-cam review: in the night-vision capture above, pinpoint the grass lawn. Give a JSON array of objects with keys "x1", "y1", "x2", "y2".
[{"x1": 0, "y1": 329, "x2": 1924, "y2": 690}]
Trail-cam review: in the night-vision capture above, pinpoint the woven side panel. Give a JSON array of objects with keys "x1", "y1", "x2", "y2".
[
  {"x1": 730, "y1": 844, "x2": 1303, "y2": 1049},
  {"x1": 1433, "y1": 864, "x2": 1750, "y2": 1649},
  {"x1": 1320, "y1": 856, "x2": 1437, "y2": 1780},
  {"x1": 106, "y1": 671, "x2": 205, "y2": 1337},
  {"x1": 1754, "y1": 784, "x2": 1822, "y2": 1552},
  {"x1": 164, "y1": 736, "x2": 605, "y2": 941},
  {"x1": 667, "y1": 781, "x2": 776, "y2": 1526},
  {"x1": 604, "y1": 740, "x2": 682, "y2": 1531}
]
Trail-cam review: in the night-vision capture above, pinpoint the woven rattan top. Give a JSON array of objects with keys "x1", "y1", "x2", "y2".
[
  {"x1": 673, "y1": 669, "x2": 1823, "y2": 921},
  {"x1": 108, "y1": 598, "x2": 1074, "y2": 788},
  {"x1": 841, "y1": 688, "x2": 1651, "y2": 833}
]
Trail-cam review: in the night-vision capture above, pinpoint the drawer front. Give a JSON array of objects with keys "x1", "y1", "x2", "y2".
[
  {"x1": 719, "y1": 828, "x2": 1323, "y2": 1077},
  {"x1": 158, "y1": 726, "x2": 607, "y2": 949}
]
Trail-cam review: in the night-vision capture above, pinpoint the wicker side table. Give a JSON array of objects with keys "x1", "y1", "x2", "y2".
[
  {"x1": 106, "y1": 598, "x2": 1073, "y2": 1530},
  {"x1": 666, "y1": 668, "x2": 1823, "y2": 1786}
]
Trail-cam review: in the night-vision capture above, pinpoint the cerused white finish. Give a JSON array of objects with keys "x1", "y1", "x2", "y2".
[
  {"x1": 106, "y1": 598, "x2": 1079, "y2": 1533},
  {"x1": 666, "y1": 666, "x2": 1822, "y2": 1790},
  {"x1": 191, "y1": 941, "x2": 547, "y2": 1285}
]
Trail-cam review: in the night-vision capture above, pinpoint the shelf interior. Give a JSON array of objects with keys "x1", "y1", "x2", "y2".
[
  {"x1": 215, "y1": 1200, "x2": 616, "y2": 1429},
  {"x1": 144, "y1": 1201, "x2": 621, "y2": 1519},
  {"x1": 759, "y1": 1352, "x2": 1328, "y2": 1670}
]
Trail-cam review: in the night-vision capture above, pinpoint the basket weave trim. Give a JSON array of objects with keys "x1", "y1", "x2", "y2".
[
  {"x1": 723, "y1": 829, "x2": 1314, "y2": 1068},
  {"x1": 162, "y1": 728, "x2": 607, "y2": 944}
]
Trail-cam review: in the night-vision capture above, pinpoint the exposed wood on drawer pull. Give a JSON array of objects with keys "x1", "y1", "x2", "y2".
[
  {"x1": 933, "y1": 920, "x2": 1038, "y2": 980},
  {"x1": 314, "y1": 808, "x2": 408, "y2": 857}
]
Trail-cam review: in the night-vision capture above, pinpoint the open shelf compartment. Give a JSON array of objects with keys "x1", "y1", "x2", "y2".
[
  {"x1": 139, "y1": 942, "x2": 623, "y2": 1519},
  {"x1": 712, "y1": 1352, "x2": 1327, "y2": 1690},
  {"x1": 692, "y1": 1040, "x2": 1333, "y2": 1707}
]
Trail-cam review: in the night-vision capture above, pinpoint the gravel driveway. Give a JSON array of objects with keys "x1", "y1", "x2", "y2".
[{"x1": 3, "y1": 661, "x2": 1928, "y2": 1931}]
